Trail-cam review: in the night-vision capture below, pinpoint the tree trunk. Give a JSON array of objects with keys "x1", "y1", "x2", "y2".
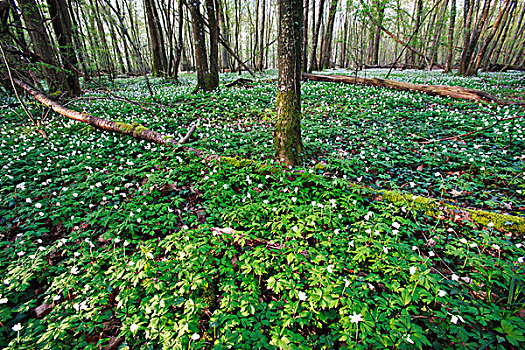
[
  {"x1": 274, "y1": 0, "x2": 303, "y2": 167},
  {"x1": 217, "y1": 0, "x2": 231, "y2": 70},
  {"x1": 258, "y1": 0, "x2": 266, "y2": 71},
  {"x1": 188, "y1": 0, "x2": 219, "y2": 91},
  {"x1": 173, "y1": 0, "x2": 184, "y2": 79},
  {"x1": 487, "y1": 0, "x2": 516, "y2": 69},
  {"x1": 369, "y1": 0, "x2": 386, "y2": 66},
  {"x1": 309, "y1": 0, "x2": 325, "y2": 72},
  {"x1": 468, "y1": 0, "x2": 512, "y2": 74},
  {"x1": 46, "y1": 0, "x2": 81, "y2": 96},
  {"x1": 302, "y1": 73, "x2": 524, "y2": 106},
  {"x1": 428, "y1": 0, "x2": 449, "y2": 69},
  {"x1": 319, "y1": 0, "x2": 338, "y2": 69},
  {"x1": 302, "y1": 0, "x2": 309, "y2": 72},
  {"x1": 405, "y1": 0, "x2": 423, "y2": 66},
  {"x1": 205, "y1": 0, "x2": 219, "y2": 86},
  {"x1": 459, "y1": 0, "x2": 491, "y2": 76},
  {"x1": 144, "y1": 0, "x2": 167, "y2": 76},
  {"x1": 17, "y1": 0, "x2": 63, "y2": 94},
  {"x1": 444, "y1": 0, "x2": 456, "y2": 72}
]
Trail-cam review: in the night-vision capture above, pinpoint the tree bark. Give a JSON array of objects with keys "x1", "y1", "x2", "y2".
[
  {"x1": 319, "y1": 0, "x2": 338, "y2": 69},
  {"x1": 369, "y1": 0, "x2": 386, "y2": 66},
  {"x1": 173, "y1": 0, "x2": 184, "y2": 79},
  {"x1": 205, "y1": 0, "x2": 220, "y2": 86},
  {"x1": 302, "y1": 73, "x2": 524, "y2": 106},
  {"x1": 11, "y1": 76, "x2": 200, "y2": 149},
  {"x1": 187, "y1": 0, "x2": 219, "y2": 91},
  {"x1": 144, "y1": 0, "x2": 167, "y2": 76},
  {"x1": 46, "y1": 0, "x2": 81, "y2": 96},
  {"x1": 274, "y1": 0, "x2": 303, "y2": 167},
  {"x1": 444, "y1": 0, "x2": 456, "y2": 72},
  {"x1": 17, "y1": 0, "x2": 63, "y2": 94},
  {"x1": 302, "y1": 0, "x2": 309, "y2": 72},
  {"x1": 405, "y1": 0, "x2": 423, "y2": 66},
  {"x1": 487, "y1": 0, "x2": 516, "y2": 69},
  {"x1": 308, "y1": 0, "x2": 324, "y2": 72},
  {"x1": 468, "y1": 0, "x2": 512, "y2": 75},
  {"x1": 459, "y1": 0, "x2": 491, "y2": 76},
  {"x1": 258, "y1": 0, "x2": 266, "y2": 71}
]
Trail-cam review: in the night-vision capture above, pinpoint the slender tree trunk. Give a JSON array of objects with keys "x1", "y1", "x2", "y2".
[
  {"x1": 302, "y1": 0, "x2": 309, "y2": 72},
  {"x1": 67, "y1": 0, "x2": 87, "y2": 76},
  {"x1": 173, "y1": 0, "x2": 184, "y2": 79},
  {"x1": 319, "y1": 0, "x2": 338, "y2": 69},
  {"x1": 205, "y1": 0, "x2": 219, "y2": 86},
  {"x1": 91, "y1": 0, "x2": 113, "y2": 74},
  {"x1": 341, "y1": 5, "x2": 349, "y2": 67},
  {"x1": 234, "y1": 0, "x2": 240, "y2": 71},
  {"x1": 274, "y1": 0, "x2": 303, "y2": 167},
  {"x1": 258, "y1": 0, "x2": 266, "y2": 71},
  {"x1": 309, "y1": 0, "x2": 325, "y2": 72},
  {"x1": 369, "y1": 0, "x2": 386, "y2": 66},
  {"x1": 17, "y1": 0, "x2": 63, "y2": 93},
  {"x1": 188, "y1": 0, "x2": 219, "y2": 91},
  {"x1": 405, "y1": 0, "x2": 423, "y2": 66},
  {"x1": 429, "y1": 0, "x2": 449, "y2": 69},
  {"x1": 459, "y1": 0, "x2": 491, "y2": 76},
  {"x1": 216, "y1": 0, "x2": 230, "y2": 70},
  {"x1": 444, "y1": 0, "x2": 456, "y2": 72},
  {"x1": 46, "y1": 0, "x2": 81, "y2": 96},
  {"x1": 488, "y1": 0, "x2": 516, "y2": 68},
  {"x1": 468, "y1": 0, "x2": 511, "y2": 74},
  {"x1": 144, "y1": 0, "x2": 167, "y2": 76}
]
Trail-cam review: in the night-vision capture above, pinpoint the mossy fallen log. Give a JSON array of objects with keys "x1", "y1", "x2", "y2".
[
  {"x1": 302, "y1": 73, "x2": 525, "y2": 106},
  {"x1": 373, "y1": 188, "x2": 525, "y2": 233},
  {"x1": 215, "y1": 158, "x2": 525, "y2": 234},
  {"x1": 12, "y1": 77, "x2": 200, "y2": 148}
]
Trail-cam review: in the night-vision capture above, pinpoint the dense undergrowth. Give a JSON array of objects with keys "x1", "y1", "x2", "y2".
[{"x1": 0, "y1": 69, "x2": 524, "y2": 349}]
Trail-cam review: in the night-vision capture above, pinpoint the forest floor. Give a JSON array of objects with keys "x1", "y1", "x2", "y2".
[{"x1": 0, "y1": 69, "x2": 524, "y2": 349}]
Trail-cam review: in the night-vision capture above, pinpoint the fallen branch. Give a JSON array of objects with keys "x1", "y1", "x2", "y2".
[
  {"x1": 12, "y1": 77, "x2": 200, "y2": 148},
  {"x1": 225, "y1": 78, "x2": 255, "y2": 88},
  {"x1": 302, "y1": 73, "x2": 524, "y2": 106}
]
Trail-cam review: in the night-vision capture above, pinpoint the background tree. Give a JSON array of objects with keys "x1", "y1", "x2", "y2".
[{"x1": 188, "y1": 0, "x2": 219, "y2": 91}]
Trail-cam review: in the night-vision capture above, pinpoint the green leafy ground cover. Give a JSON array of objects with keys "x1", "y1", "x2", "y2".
[{"x1": 0, "y1": 69, "x2": 524, "y2": 349}]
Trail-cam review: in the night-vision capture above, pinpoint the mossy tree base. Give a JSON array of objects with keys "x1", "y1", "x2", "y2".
[{"x1": 274, "y1": 91, "x2": 303, "y2": 167}]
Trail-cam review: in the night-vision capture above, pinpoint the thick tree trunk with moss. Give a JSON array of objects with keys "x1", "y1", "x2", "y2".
[{"x1": 274, "y1": 0, "x2": 303, "y2": 167}]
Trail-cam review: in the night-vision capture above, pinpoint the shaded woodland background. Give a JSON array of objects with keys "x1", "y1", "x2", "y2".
[{"x1": 0, "y1": 0, "x2": 524, "y2": 98}]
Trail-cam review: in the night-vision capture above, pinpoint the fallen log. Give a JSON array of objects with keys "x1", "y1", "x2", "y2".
[
  {"x1": 302, "y1": 73, "x2": 524, "y2": 106},
  {"x1": 12, "y1": 77, "x2": 200, "y2": 149}
]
